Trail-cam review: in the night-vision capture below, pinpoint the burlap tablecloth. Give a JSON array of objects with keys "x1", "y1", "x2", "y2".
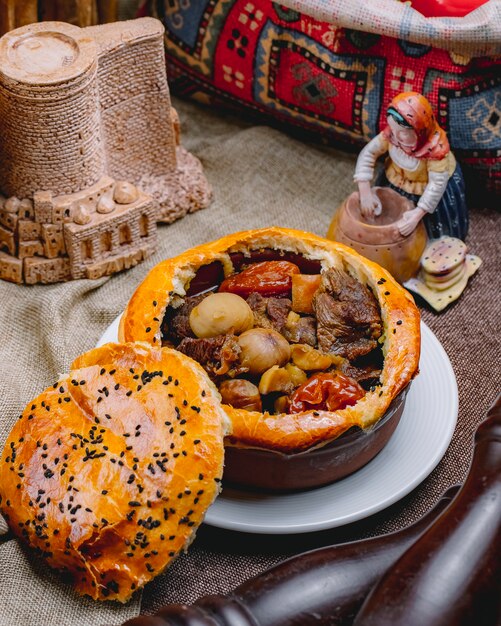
[{"x1": 0, "y1": 97, "x2": 499, "y2": 625}]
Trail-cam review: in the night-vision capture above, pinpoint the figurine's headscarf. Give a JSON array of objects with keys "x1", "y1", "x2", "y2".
[{"x1": 383, "y1": 92, "x2": 450, "y2": 160}]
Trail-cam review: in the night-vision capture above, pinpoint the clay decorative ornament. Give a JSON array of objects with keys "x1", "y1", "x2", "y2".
[
  {"x1": 353, "y1": 91, "x2": 468, "y2": 242},
  {"x1": 329, "y1": 91, "x2": 481, "y2": 310},
  {"x1": 404, "y1": 236, "x2": 482, "y2": 311},
  {"x1": 0, "y1": 18, "x2": 212, "y2": 285}
]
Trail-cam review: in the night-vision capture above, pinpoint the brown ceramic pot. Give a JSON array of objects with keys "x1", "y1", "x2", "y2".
[
  {"x1": 223, "y1": 387, "x2": 408, "y2": 492},
  {"x1": 327, "y1": 188, "x2": 427, "y2": 283},
  {"x1": 180, "y1": 248, "x2": 410, "y2": 492}
]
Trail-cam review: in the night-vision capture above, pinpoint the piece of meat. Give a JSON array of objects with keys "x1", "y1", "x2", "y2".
[
  {"x1": 321, "y1": 269, "x2": 382, "y2": 334},
  {"x1": 177, "y1": 334, "x2": 244, "y2": 379},
  {"x1": 266, "y1": 297, "x2": 291, "y2": 332},
  {"x1": 339, "y1": 360, "x2": 382, "y2": 388},
  {"x1": 162, "y1": 294, "x2": 207, "y2": 344},
  {"x1": 246, "y1": 292, "x2": 291, "y2": 332},
  {"x1": 283, "y1": 315, "x2": 317, "y2": 347},
  {"x1": 313, "y1": 269, "x2": 382, "y2": 361},
  {"x1": 246, "y1": 292, "x2": 271, "y2": 329}
]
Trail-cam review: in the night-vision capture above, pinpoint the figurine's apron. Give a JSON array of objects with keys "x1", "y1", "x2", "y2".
[{"x1": 377, "y1": 163, "x2": 468, "y2": 241}]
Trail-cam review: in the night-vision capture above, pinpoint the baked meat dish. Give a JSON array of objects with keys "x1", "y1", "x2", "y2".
[{"x1": 120, "y1": 228, "x2": 420, "y2": 454}]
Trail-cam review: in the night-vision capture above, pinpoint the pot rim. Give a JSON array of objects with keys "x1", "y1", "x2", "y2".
[{"x1": 225, "y1": 384, "x2": 410, "y2": 461}]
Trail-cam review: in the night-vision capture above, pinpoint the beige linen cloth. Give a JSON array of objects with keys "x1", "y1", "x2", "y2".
[{"x1": 0, "y1": 97, "x2": 499, "y2": 625}]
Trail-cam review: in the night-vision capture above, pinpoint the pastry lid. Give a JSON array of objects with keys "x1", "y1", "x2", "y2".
[{"x1": 0, "y1": 341, "x2": 230, "y2": 602}]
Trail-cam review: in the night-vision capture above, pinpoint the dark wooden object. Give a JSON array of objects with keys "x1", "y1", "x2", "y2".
[
  {"x1": 0, "y1": 1, "x2": 118, "y2": 36},
  {"x1": 353, "y1": 394, "x2": 501, "y2": 625},
  {"x1": 121, "y1": 486, "x2": 459, "y2": 626},
  {"x1": 123, "y1": 395, "x2": 501, "y2": 626},
  {"x1": 124, "y1": 396, "x2": 501, "y2": 626}
]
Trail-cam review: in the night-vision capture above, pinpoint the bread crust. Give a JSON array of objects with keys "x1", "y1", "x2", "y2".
[
  {"x1": 0, "y1": 342, "x2": 229, "y2": 602},
  {"x1": 120, "y1": 227, "x2": 420, "y2": 453}
]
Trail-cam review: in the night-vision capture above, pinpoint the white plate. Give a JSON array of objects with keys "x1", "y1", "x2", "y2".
[{"x1": 97, "y1": 318, "x2": 457, "y2": 534}]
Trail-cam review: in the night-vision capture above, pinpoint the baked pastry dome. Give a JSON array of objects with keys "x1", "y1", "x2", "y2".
[
  {"x1": 119, "y1": 227, "x2": 420, "y2": 453},
  {"x1": 0, "y1": 342, "x2": 229, "y2": 602}
]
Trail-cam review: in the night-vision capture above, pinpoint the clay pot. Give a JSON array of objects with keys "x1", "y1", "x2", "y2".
[
  {"x1": 327, "y1": 188, "x2": 427, "y2": 283},
  {"x1": 223, "y1": 387, "x2": 408, "y2": 492}
]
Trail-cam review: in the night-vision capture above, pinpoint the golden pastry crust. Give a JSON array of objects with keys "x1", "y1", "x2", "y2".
[
  {"x1": 120, "y1": 227, "x2": 420, "y2": 453},
  {"x1": 0, "y1": 342, "x2": 229, "y2": 602}
]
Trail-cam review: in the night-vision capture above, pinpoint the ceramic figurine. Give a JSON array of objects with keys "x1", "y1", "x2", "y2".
[
  {"x1": 0, "y1": 18, "x2": 211, "y2": 285},
  {"x1": 354, "y1": 91, "x2": 468, "y2": 242},
  {"x1": 328, "y1": 90, "x2": 480, "y2": 310}
]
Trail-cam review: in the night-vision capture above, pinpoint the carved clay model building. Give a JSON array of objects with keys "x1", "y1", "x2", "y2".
[{"x1": 0, "y1": 18, "x2": 211, "y2": 284}]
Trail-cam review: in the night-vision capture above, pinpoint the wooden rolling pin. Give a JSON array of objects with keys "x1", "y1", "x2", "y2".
[
  {"x1": 354, "y1": 394, "x2": 501, "y2": 626},
  {"x1": 121, "y1": 486, "x2": 459, "y2": 626}
]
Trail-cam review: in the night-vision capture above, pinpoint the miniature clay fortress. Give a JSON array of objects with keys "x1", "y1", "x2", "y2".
[{"x1": 0, "y1": 17, "x2": 211, "y2": 284}]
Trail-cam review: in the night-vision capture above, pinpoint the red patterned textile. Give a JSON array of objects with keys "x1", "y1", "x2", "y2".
[{"x1": 151, "y1": 1, "x2": 501, "y2": 196}]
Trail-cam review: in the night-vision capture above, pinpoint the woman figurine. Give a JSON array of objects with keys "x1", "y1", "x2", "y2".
[{"x1": 354, "y1": 92, "x2": 468, "y2": 240}]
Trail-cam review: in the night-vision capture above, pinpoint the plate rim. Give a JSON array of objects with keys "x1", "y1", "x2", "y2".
[{"x1": 97, "y1": 317, "x2": 458, "y2": 535}]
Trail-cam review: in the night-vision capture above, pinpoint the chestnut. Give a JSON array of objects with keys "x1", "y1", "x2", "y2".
[
  {"x1": 291, "y1": 343, "x2": 332, "y2": 371},
  {"x1": 189, "y1": 292, "x2": 254, "y2": 338},
  {"x1": 219, "y1": 379, "x2": 262, "y2": 412},
  {"x1": 258, "y1": 366, "x2": 294, "y2": 395},
  {"x1": 237, "y1": 328, "x2": 291, "y2": 376}
]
